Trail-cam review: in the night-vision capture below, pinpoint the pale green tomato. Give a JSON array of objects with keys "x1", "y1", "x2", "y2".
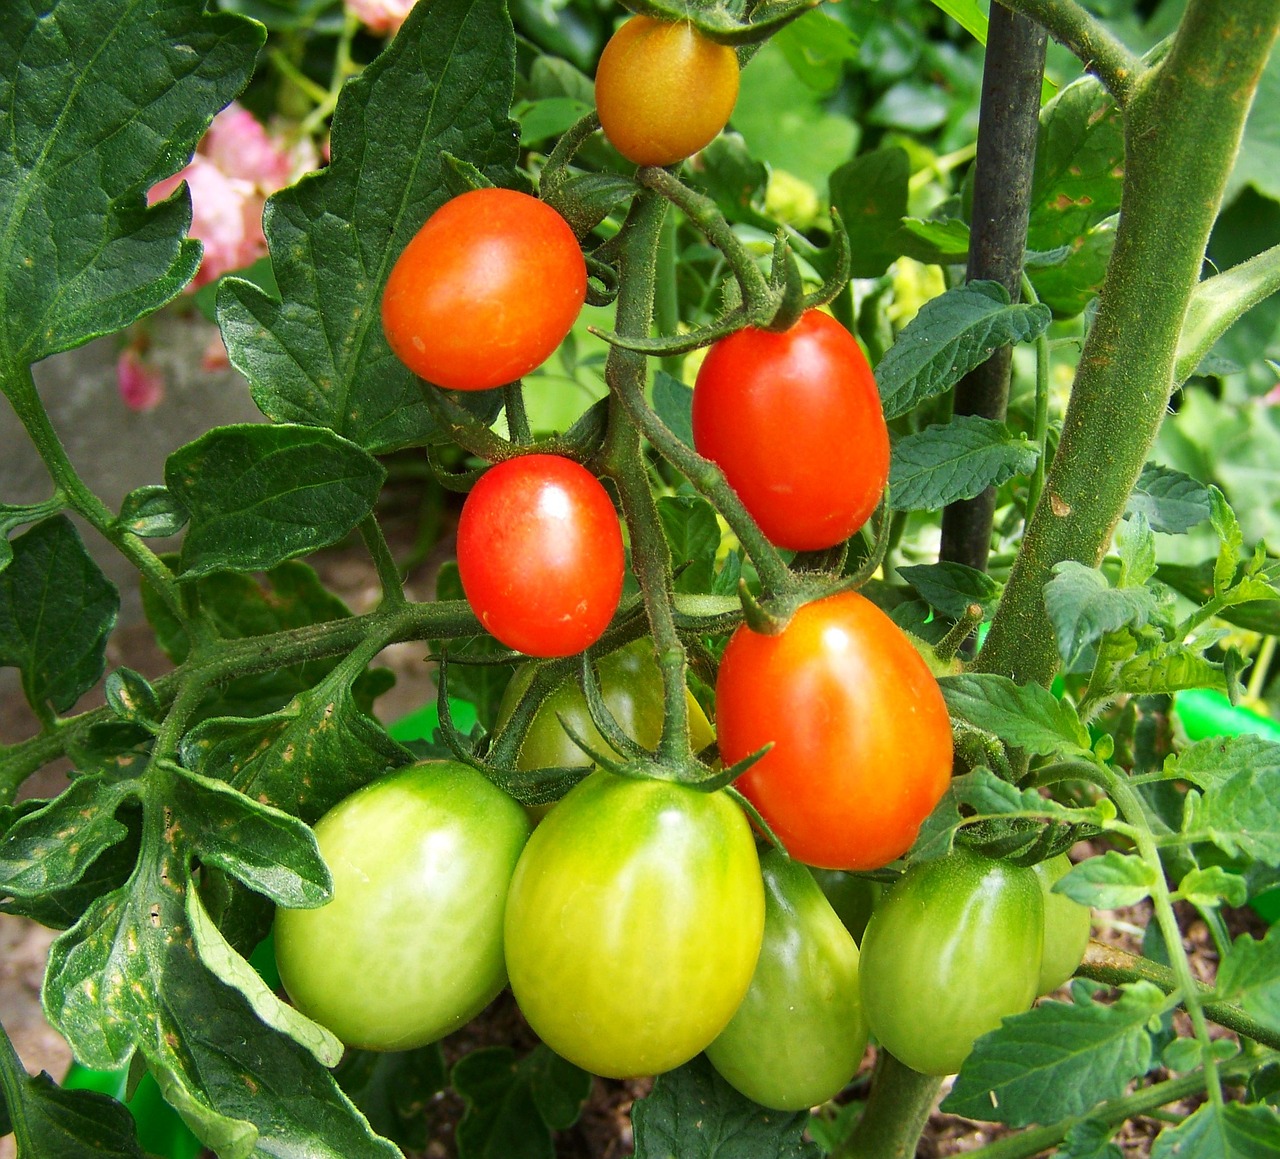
[
  {"x1": 274, "y1": 761, "x2": 530, "y2": 1051},
  {"x1": 1034, "y1": 854, "x2": 1092, "y2": 993}
]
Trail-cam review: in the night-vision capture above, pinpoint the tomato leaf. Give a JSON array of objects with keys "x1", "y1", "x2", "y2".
[
  {"x1": 828, "y1": 147, "x2": 910, "y2": 279},
  {"x1": 0, "y1": 516, "x2": 119, "y2": 714},
  {"x1": 876, "y1": 283, "x2": 1051, "y2": 420},
  {"x1": 1216, "y1": 925, "x2": 1280, "y2": 1032},
  {"x1": 217, "y1": 0, "x2": 521, "y2": 453},
  {"x1": 0, "y1": 775, "x2": 138, "y2": 900},
  {"x1": 433, "y1": 563, "x2": 517, "y2": 730},
  {"x1": 452, "y1": 1045, "x2": 590, "y2": 1159},
  {"x1": 180, "y1": 663, "x2": 413, "y2": 825},
  {"x1": 939, "y1": 673, "x2": 1093, "y2": 759},
  {"x1": 1177, "y1": 866, "x2": 1249, "y2": 909},
  {"x1": 1043, "y1": 561, "x2": 1162, "y2": 670},
  {"x1": 941, "y1": 982, "x2": 1165, "y2": 1126},
  {"x1": 165, "y1": 424, "x2": 385, "y2": 579},
  {"x1": 1126, "y1": 464, "x2": 1213, "y2": 534},
  {"x1": 898, "y1": 561, "x2": 1002, "y2": 621},
  {"x1": 335, "y1": 1046, "x2": 447, "y2": 1153},
  {"x1": 1166, "y1": 736, "x2": 1280, "y2": 865},
  {"x1": 1157, "y1": 560, "x2": 1280, "y2": 636},
  {"x1": 1055, "y1": 852, "x2": 1157, "y2": 909},
  {"x1": 1149, "y1": 1102, "x2": 1280, "y2": 1158},
  {"x1": 888, "y1": 416, "x2": 1038, "y2": 511},
  {"x1": 0, "y1": 0, "x2": 261, "y2": 371},
  {"x1": 1059, "y1": 1120, "x2": 1124, "y2": 1159},
  {"x1": 652, "y1": 371, "x2": 696, "y2": 448},
  {"x1": 632, "y1": 1054, "x2": 821, "y2": 1159},
  {"x1": 658, "y1": 495, "x2": 721, "y2": 594},
  {"x1": 0, "y1": 1019, "x2": 144, "y2": 1159},
  {"x1": 114, "y1": 486, "x2": 190, "y2": 540}
]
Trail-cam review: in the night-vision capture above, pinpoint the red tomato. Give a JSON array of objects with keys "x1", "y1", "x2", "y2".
[
  {"x1": 715, "y1": 590, "x2": 953, "y2": 870},
  {"x1": 594, "y1": 14, "x2": 740, "y2": 167},
  {"x1": 692, "y1": 310, "x2": 890, "y2": 551},
  {"x1": 455, "y1": 454, "x2": 624, "y2": 657},
  {"x1": 381, "y1": 188, "x2": 586, "y2": 391}
]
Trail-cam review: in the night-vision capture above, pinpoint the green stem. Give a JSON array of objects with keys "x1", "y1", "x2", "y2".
[
  {"x1": 359, "y1": 515, "x2": 406, "y2": 607},
  {"x1": 299, "y1": 11, "x2": 360, "y2": 138},
  {"x1": 1175, "y1": 242, "x2": 1280, "y2": 384},
  {"x1": 503, "y1": 382, "x2": 532, "y2": 444},
  {"x1": 998, "y1": 0, "x2": 1144, "y2": 105},
  {"x1": 1098, "y1": 768, "x2": 1224, "y2": 1104},
  {"x1": 655, "y1": 210, "x2": 683, "y2": 380},
  {"x1": 829, "y1": 1052, "x2": 941, "y2": 1159},
  {"x1": 1023, "y1": 276, "x2": 1052, "y2": 519},
  {"x1": 978, "y1": 0, "x2": 1280, "y2": 687},
  {"x1": 599, "y1": 190, "x2": 692, "y2": 766},
  {"x1": 1, "y1": 365, "x2": 186, "y2": 623},
  {"x1": 0, "y1": 597, "x2": 481, "y2": 801}
]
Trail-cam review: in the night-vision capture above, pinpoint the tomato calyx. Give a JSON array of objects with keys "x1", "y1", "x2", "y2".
[{"x1": 624, "y1": 0, "x2": 825, "y2": 46}]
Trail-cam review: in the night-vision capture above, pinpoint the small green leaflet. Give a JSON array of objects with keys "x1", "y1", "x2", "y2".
[
  {"x1": 1126, "y1": 464, "x2": 1213, "y2": 534},
  {"x1": 898, "y1": 561, "x2": 1002, "y2": 621},
  {"x1": 1216, "y1": 925, "x2": 1280, "y2": 1034},
  {"x1": 1055, "y1": 852, "x2": 1157, "y2": 909},
  {"x1": 876, "y1": 282, "x2": 1051, "y2": 420},
  {"x1": 828, "y1": 147, "x2": 910, "y2": 279},
  {"x1": 1044, "y1": 561, "x2": 1160, "y2": 670},
  {"x1": 942, "y1": 982, "x2": 1165, "y2": 1127},
  {"x1": 652, "y1": 372, "x2": 695, "y2": 448},
  {"x1": 1149, "y1": 1102, "x2": 1280, "y2": 1158},
  {"x1": 889, "y1": 416, "x2": 1037, "y2": 512},
  {"x1": 938, "y1": 673, "x2": 1093, "y2": 759},
  {"x1": 1168, "y1": 735, "x2": 1280, "y2": 865}
]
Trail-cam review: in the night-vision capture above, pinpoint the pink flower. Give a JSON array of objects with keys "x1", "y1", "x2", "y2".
[
  {"x1": 116, "y1": 348, "x2": 166, "y2": 411},
  {"x1": 346, "y1": 0, "x2": 417, "y2": 36},
  {"x1": 149, "y1": 103, "x2": 311, "y2": 287}
]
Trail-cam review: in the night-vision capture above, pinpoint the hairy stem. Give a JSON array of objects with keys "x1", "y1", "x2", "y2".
[{"x1": 830, "y1": 1051, "x2": 941, "y2": 1159}]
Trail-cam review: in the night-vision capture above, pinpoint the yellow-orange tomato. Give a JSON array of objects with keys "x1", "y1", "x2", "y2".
[
  {"x1": 594, "y1": 15, "x2": 739, "y2": 167},
  {"x1": 381, "y1": 188, "x2": 586, "y2": 391}
]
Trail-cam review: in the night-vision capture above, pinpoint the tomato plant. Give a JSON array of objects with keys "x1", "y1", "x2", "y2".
[
  {"x1": 705, "y1": 847, "x2": 868, "y2": 1111},
  {"x1": 859, "y1": 848, "x2": 1044, "y2": 1077},
  {"x1": 455, "y1": 454, "x2": 625, "y2": 657},
  {"x1": 273, "y1": 761, "x2": 531, "y2": 1051},
  {"x1": 496, "y1": 637, "x2": 715, "y2": 769},
  {"x1": 716, "y1": 589, "x2": 953, "y2": 870},
  {"x1": 692, "y1": 309, "x2": 890, "y2": 551},
  {"x1": 503, "y1": 770, "x2": 764, "y2": 1078},
  {"x1": 593, "y1": 14, "x2": 739, "y2": 167},
  {"x1": 1033, "y1": 854, "x2": 1092, "y2": 994},
  {"x1": 380, "y1": 187, "x2": 586, "y2": 391}
]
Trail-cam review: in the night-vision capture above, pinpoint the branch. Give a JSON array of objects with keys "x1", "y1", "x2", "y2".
[{"x1": 1176, "y1": 242, "x2": 1280, "y2": 385}]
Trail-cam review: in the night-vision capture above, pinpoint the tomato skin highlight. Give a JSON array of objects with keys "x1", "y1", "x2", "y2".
[
  {"x1": 859, "y1": 848, "x2": 1044, "y2": 1076},
  {"x1": 692, "y1": 309, "x2": 890, "y2": 551},
  {"x1": 273, "y1": 761, "x2": 531, "y2": 1051},
  {"x1": 705, "y1": 848, "x2": 869, "y2": 1111},
  {"x1": 496, "y1": 638, "x2": 716, "y2": 773},
  {"x1": 503, "y1": 770, "x2": 765, "y2": 1078},
  {"x1": 715, "y1": 589, "x2": 953, "y2": 870},
  {"x1": 381, "y1": 188, "x2": 586, "y2": 391},
  {"x1": 456, "y1": 454, "x2": 624, "y2": 658},
  {"x1": 1034, "y1": 854, "x2": 1092, "y2": 993},
  {"x1": 594, "y1": 15, "x2": 740, "y2": 167}
]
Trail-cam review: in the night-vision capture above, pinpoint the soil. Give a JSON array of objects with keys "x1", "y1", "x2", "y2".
[{"x1": 0, "y1": 510, "x2": 1268, "y2": 1158}]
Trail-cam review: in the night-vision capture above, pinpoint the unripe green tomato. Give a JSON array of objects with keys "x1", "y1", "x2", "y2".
[
  {"x1": 496, "y1": 638, "x2": 715, "y2": 773},
  {"x1": 1033, "y1": 854, "x2": 1092, "y2": 993},
  {"x1": 809, "y1": 868, "x2": 882, "y2": 945},
  {"x1": 705, "y1": 849, "x2": 869, "y2": 1110},
  {"x1": 504, "y1": 770, "x2": 764, "y2": 1078},
  {"x1": 859, "y1": 847, "x2": 1044, "y2": 1076},
  {"x1": 274, "y1": 761, "x2": 530, "y2": 1051}
]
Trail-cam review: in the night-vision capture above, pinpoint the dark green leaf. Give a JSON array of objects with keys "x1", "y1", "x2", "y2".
[
  {"x1": 1127, "y1": 464, "x2": 1213, "y2": 534},
  {"x1": 336, "y1": 1045, "x2": 447, "y2": 1152},
  {"x1": 658, "y1": 495, "x2": 720, "y2": 594},
  {"x1": 453, "y1": 1045, "x2": 589, "y2": 1159},
  {"x1": 829, "y1": 147, "x2": 910, "y2": 279},
  {"x1": 653, "y1": 371, "x2": 695, "y2": 449},
  {"x1": 939, "y1": 673, "x2": 1093, "y2": 758},
  {"x1": 0, "y1": 775, "x2": 137, "y2": 899},
  {"x1": 889, "y1": 416, "x2": 1038, "y2": 512},
  {"x1": 169, "y1": 762, "x2": 331, "y2": 907},
  {"x1": 1044, "y1": 562, "x2": 1159, "y2": 669},
  {"x1": 632, "y1": 1054, "x2": 819, "y2": 1159},
  {"x1": 165, "y1": 424, "x2": 384, "y2": 578},
  {"x1": 876, "y1": 282, "x2": 1052, "y2": 420},
  {"x1": 1150, "y1": 1102, "x2": 1280, "y2": 1158},
  {"x1": 1026, "y1": 215, "x2": 1116, "y2": 318},
  {"x1": 0, "y1": 1020, "x2": 144, "y2": 1159},
  {"x1": 772, "y1": 8, "x2": 858, "y2": 94},
  {"x1": 688, "y1": 134, "x2": 771, "y2": 228},
  {"x1": 897, "y1": 216, "x2": 970, "y2": 264},
  {"x1": 105, "y1": 668, "x2": 161, "y2": 728},
  {"x1": 0, "y1": 0, "x2": 262, "y2": 368},
  {"x1": 115, "y1": 486, "x2": 189, "y2": 539},
  {"x1": 1027, "y1": 75, "x2": 1124, "y2": 252},
  {"x1": 181, "y1": 662, "x2": 411, "y2": 825},
  {"x1": 0, "y1": 516, "x2": 119, "y2": 713},
  {"x1": 898, "y1": 561, "x2": 1002, "y2": 621},
  {"x1": 217, "y1": 0, "x2": 521, "y2": 453},
  {"x1": 942, "y1": 983, "x2": 1163, "y2": 1126},
  {"x1": 0, "y1": 497, "x2": 67, "y2": 572}
]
